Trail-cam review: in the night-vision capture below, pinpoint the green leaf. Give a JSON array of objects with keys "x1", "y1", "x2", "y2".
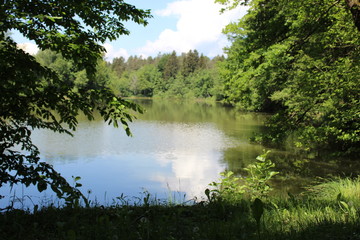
[{"x1": 37, "y1": 181, "x2": 47, "y2": 192}]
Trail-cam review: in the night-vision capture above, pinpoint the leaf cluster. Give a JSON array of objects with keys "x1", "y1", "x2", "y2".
[
  {"x1": 1, "y1": 0, "x2": 150, "y2": 202},
  {"x1": 0, "y1": 0, "x2": 151, "y2": 74},
  {"x1": 206, "y1": 151, "x2": 278, "y2": 204},
  {"x1": 218, "y1": 0, "x2": 360, "y2": 155}
]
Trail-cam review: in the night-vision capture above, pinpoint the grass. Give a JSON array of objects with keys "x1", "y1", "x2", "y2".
[{"x1": 1, "y1": 177, "x2": 360, "y2": 240}]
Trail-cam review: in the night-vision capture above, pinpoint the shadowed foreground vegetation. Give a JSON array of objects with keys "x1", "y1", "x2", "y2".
[
  {"x1": 1, "y1": 180, "x2": 360, "y2": 240},
  {"x1": 1, "y1": 156, "x2": 360, "y2": 240}
]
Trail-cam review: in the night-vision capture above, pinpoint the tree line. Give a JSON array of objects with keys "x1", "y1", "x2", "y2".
[
  {"x1": 35, "y1": 49, "x2": 226, "y2": 100},
  {"x1": 110, "y1": 50, "x2": 226, "y2": 99}
]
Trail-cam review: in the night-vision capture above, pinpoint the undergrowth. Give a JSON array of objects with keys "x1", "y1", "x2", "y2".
[{"x1": 1, "y1": 152, "x2": 360, "y2": 240}]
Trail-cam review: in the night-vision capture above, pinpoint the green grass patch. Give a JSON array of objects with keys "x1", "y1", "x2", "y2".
[{"x1": 1, "y1": 177, "x2": 360, "y2": 240}]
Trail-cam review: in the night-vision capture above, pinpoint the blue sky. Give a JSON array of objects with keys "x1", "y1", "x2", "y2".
[{"x1": 16, "y1": 0, "x2": 248, "y2": 61}]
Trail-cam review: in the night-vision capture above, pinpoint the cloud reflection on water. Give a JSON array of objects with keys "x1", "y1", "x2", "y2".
[
  {"x1": 0, "y1": 120, "x2": 238, "y2": 207},
  {"x1": 148, "y1": 122, "x2": 235, "y2": 199}
]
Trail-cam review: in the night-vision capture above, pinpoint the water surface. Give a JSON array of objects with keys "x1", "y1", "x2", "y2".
[
  {"x1": 1, "y1": 99, "x2": 358, "y2": 208},
  {"x1": 1, "y1": 100, "x2": 266, "y2": 207}
]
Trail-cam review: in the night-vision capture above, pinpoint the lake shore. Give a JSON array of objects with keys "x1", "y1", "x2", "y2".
[{"x1": 1, "y1": 177, "x2": 359, "y2": 240}]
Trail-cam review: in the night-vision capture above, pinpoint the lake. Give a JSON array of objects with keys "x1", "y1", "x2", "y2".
[{"x1": 1, "y1": 99, "x2": 359, "y2": 208}]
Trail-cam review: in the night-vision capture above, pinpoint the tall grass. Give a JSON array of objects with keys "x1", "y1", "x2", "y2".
[
  {"x1": 306, "y1": 176, "x2": 360, "y2": 204},
  {"x1": 258, "y1": 177, "x2": 360, "y2": 239},
  {"x1": 1, "y1": 177, "x2": 359, "y2": 240},
  {"x1": 1, "y1": 152, "x2": 360, "y2": 240}
]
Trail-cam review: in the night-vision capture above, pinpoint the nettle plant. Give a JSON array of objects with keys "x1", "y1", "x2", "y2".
[
  {"x1": 206, "y1": 151, "x2": 279, "y2": 203},
  {"x1": 206, "y1": 171, "x2": 245, "y2": 204},
  {"x1": 244, "y1": 151, "x2": 279, "y2": 199}
]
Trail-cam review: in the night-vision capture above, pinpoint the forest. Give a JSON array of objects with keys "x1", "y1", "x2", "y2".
[
  {"x1": 35, "y1": 49, "x2": 226, "y2": 100},
  {"x1": 34, "y1": 0, "x2": 360, "y2": 157},
  {"x1": 1, "y1": 0, "x2": 360, "y2": 239},
  {"x1": 117, "y1": 0, "x2": 359, "y2": 156}
]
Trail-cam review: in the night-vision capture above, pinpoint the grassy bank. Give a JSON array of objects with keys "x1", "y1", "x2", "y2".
[{"x1": 1, "y1": 177, "x2": 360, "y2": 240}]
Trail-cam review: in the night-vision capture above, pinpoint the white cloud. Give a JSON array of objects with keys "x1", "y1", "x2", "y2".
[
  {"x1": 103, "y1": 43, "x2": 130, "y2": 62},
  {"x1": 136, "y1": 0, "x2": 247, "y2": 57},
  {"x1": 17, "y1": 42, "x2": 39, "y2": 55}
]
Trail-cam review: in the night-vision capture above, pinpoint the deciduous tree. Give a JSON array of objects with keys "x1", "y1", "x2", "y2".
[
  {"x1": 217, "y1": 0, "x2": 360, "y2": 155},
  {"x1": 0, "y1": 0, "x2": 151, "y2": 203}
]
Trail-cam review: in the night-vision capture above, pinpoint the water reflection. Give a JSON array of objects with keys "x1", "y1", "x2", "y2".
[
  {"x1": 3, "y1": 99, "x2": 358, "y2": 208},
  {"x1": 149, "y1": 122, "x2": 233, "y2": 198},
  {"x1": 37, "y1": 120, "x2": 239, "y2": 201},
  {"x1": 0, "y1": 99, "x2": 269, "y2": 207}
]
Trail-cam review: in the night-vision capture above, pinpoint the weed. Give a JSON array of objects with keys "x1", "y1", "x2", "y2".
[
  {"x1": 207, "y1": 150, "x2": 278, "y2": 203},
  {"x1": 1, "y1": 154, "x2": 360, "y2": 240}
]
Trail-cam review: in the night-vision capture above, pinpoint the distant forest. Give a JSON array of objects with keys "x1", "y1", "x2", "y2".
[
  {"x1": 36, "y1": 49, "x2": 226, "y2": 100},
  {"x1": 109, "y1": 50, "x2": 225, "y2": 99}
]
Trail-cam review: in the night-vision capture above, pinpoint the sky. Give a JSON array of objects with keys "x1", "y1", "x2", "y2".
[{"x1": 15, "y1": 0, "x2": 248, "y2": 62}]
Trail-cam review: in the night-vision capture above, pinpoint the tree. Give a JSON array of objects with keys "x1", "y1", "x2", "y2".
[
  {"x1": 190, "y1": 69, "x2": 215, "y2": 98},
  {"x1": 126, "y1": 55, "x2": 147, "y2": 72},
  {"x1": 181, "y1": 50, "x2": 200, "y2": 77},
  {"x1": 156, "y1": 53, "x2": 173, "y2": 92},
  {"x1": 217, "y1": 0, "x2": 360, "y2": 155},
  {"x1": 163, "y1": 50, "x2": 179, "y2": 81},
  {"x1": 216, "y1": 0, "x2": 360, "y2": 33},
  {"x1": 136, "y1": 64, "x2": 161, "y2": 96},
  {"x1": 198, "y1": 54, "x2": 210, "y2": 69},
  {"x1": 112, "y1": 56, "x2": 127, "y2": 78},
  {"x1": 0, "y1": 0, "x2": 151, "y2": 204}
]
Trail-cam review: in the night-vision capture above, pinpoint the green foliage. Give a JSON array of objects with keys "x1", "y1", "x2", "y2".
[
  {"x1": 244, "y1": 151, "x2": 279, "y2": 199},
  {"x1": 207, "y1": 171, "x2": 246, "y2": 203},
  {"x1": 1, "y1": 0, "x2": 151, "y2": 74},
  {"x1": 181, "y1": 49, "x2": 200, "y2": 77},
  {"x1": 108, "y1": 50, "x2": 225, "y2": 99},
  {"x1": 189, "y1": 69, "x2": 216, "y2": 98},
  {"x1": 162, "y1": 50, "x2": 179, "y2": 81},
  {"x1": 217, "y1": 0, "x2": 360, "y2": 155},
  {"x1": 111, "y1": 56, "x2": 126, "y2": 78},
  {"x1": 207, "y1": 151, "x2": 278, "y2": 203},
  {"x1": 0, "y1": 0, "x2": 150, "y2": 201},
  {"x1": 1, "y1": 177, "x2": 360, "y2": 240},
  {"x1": 306, "y1": 177, "x2": 360, "y2": 208}
]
